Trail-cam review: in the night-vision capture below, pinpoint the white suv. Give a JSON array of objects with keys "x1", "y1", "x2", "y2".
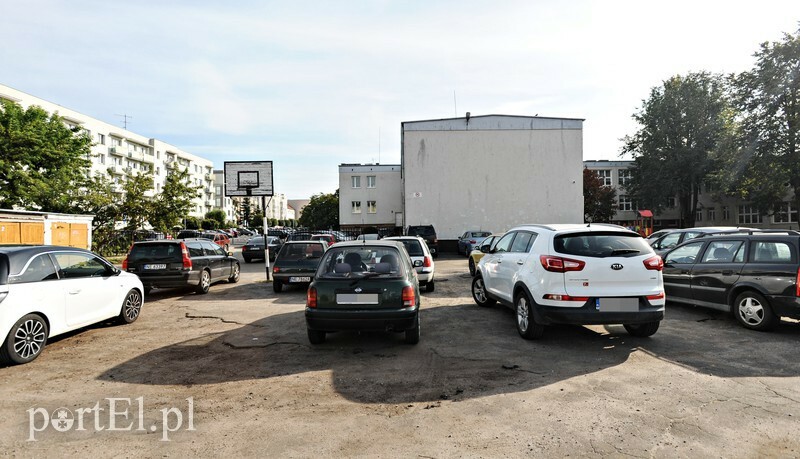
[
  {"x1": 472, "y1": 224, "x2": 665, "y2": 339},
  {"x1": 383, "y1": 236, "x2": 435, "y2": 292}
]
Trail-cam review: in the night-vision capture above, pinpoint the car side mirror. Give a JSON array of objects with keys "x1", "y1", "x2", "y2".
[
  {"x1": 480, "y1": 245, "x2": 490, "y2": 253},
  {"x1": 227, "y1": 251, "x2": 234, "y2": 257},
  {"x1": 413, "y1": 260, "x2": 423, "y2": 267}
]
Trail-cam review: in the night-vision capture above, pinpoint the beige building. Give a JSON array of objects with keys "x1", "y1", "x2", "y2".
[
  {"x1": 0, "y1": 83, "x2": 215, "y2": 218},
  {"x1": 338, "y1": 164, "x2": 403, "y2": 230},
  {"x1": 584, "y1": 160, "x2": 798, "y2": 230}
]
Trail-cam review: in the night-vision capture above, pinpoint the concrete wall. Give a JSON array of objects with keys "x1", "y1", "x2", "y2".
[
  {"x1": 339, "y1": 164, "x2": 403, "y2": 228},
  {"x1": 403, "y1": 116, "x2": 584, "y2": 240}
]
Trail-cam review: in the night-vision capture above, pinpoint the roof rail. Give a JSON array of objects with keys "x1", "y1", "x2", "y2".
[
  {"x1": 519, "y1": 224, "x2": 557, "y2": 231},
  {"x1": 705, "y1": 229, "x2": 800, "y2": 237}
]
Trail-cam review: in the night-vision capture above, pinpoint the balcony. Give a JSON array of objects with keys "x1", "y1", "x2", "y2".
[
  {"x1": 108, "y1": 146, "x2": 123, "y2": 157},
  {"x1": 107, "y1": 165, "x2": 123, "y2": 175},
  {"x1": 205, "y1": 173, "x2": 213, "y2": 181}
]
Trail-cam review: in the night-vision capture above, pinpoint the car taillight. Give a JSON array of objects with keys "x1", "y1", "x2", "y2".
[
  {"x1": 540, "y1": 255, "x2": 585, "y2": 272},
  {"x1": 796, "y1": 267, "x2": 800, "y2": 297},
  {"x1": 543, "y1": 294, "x2": 589, "y2": 302},
  {"x1": 307, "y1": 287, "x2": 317, "y2": 308},
  {"x1": 273, "y1": 266, "x2": 280, "y2": 273},
  {"x1": 643, "y1": 256, "x2": 663, "y2": 271},
  {"x1": 122, "y1": 257, "x2": 128, "y2": 270},
  {"x1": 180, "y1": 242, "x2": 192, "y2": 270},
  {"x1": 646, "y1": 292, "x2": 665, "y2": 300},
  {"x1": 402, "y1": 286, "x2": 415, "y2": 307},
  {"x1": 423, "y1": 256, "x2": 432, "y2": 268},
  {"x1": 469, "y1": 239, "x2": 477, "y2": 244}
]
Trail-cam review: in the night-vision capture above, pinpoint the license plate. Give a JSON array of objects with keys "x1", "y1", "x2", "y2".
[
  {"x1": 144, "y1": 264, "x2": 166, "y2": 270},
  {"x1": 289, "y1": 276, "x2": 311, "y2": 283},
  {"x1": 596, "y1": 298, "x2": 638, "y2": 312},
  {"x1": 336, "y1": 293, "x2": 379, "y2": 304}
]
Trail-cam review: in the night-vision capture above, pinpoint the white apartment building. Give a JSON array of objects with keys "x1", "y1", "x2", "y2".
[
  {"x1": 338, "y1": 164, "x2": 403, "y2": 230},
  {"x1": 0, "y1": 83, "x2": 214, "y2": 218},
  {"x1": 213, "y1": 170, "x2": 237, "y2": 223},
  {"x1": 584, "y1": 160, "x2": 798, "y2": 230}
]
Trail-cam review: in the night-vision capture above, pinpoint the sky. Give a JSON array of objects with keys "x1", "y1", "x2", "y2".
[{"x1": 2, "y1": 1, "x2": 799, "y2": 199}]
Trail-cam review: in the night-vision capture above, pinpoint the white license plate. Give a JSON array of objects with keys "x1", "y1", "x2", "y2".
[
  {"x1": 289, "y1": 276, "x2": 311, "y2": 283},
  {"x1": 336, "y1": 293, "x2": 379, "y2": 304},
  {"x1": 596, "y1": 298, "x2": 638, "y2": 312},
  {"x1": 144, "y1": 264, "x2": 167, "y2": 270}
]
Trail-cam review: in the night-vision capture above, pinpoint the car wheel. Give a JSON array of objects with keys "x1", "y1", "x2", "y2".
[
  {"x1": 515, "y1": 291, "x2": 544, "y2": 340},
  {"x1": 623, "y1": 321, "x2": 660, "y2": 337},
  {"x1": 1, "y1": 314, "x2": 49, "y2": 365},
  {"x1": 273, "y1": 280, "x2": 283, "y2": 293},
  {"x1": 307, "y1": 329, "x2": 326, "y2": 344},
  {"x1": 196, "y1": 270, "x2": 211, "y2": 294},
  {"x1": 472, "y1": 275, "x2": 496, "y2": 307},
  {"x1": 733, "y1": 291, "x2": 777, "y2": 331},
  {"x1": 228, "y1": 262, "x2": 240, "y2": 283},
  {"x1": 243, "y1": 257, "x2": 252, "y2": 264},
  {"x1": 468, "y1": 258, "x2": 476, "y2": 276},
  {"x1": 425, "y1": 280, "x2": 435, "y2": 293},
  {"x1": 405, "y1": 314, "x2": 420, "y2": 344},
  {"x1": 118, "y1": 289, "x2": 142, "y2": 324}
]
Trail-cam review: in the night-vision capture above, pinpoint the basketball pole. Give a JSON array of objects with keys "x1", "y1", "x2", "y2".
[{"x1": 263, "y1": 195, "x2": 272, "y2": 281}]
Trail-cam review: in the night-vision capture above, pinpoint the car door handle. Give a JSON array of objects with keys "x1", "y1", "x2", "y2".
[
  {"x1": 722, "y1": 270, "x2": 733, "y2": 275},
  {"x1": 68, "y1": 289, "x2": 81, "y2": 295},
  {"x1": 516, "y1": 260, "x2": 524, "y2": 265}
]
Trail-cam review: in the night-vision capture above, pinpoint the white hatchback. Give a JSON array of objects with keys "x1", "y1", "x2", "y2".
[
  {"x1": 383, "y1": 236, "x2": 436, "y2": 292},
  {"x1": 472, "y1": 224, "x2": 665, "y2": 339},
  {"x1": 0, "y1": 246, "x2": 144, "y2": 364}
]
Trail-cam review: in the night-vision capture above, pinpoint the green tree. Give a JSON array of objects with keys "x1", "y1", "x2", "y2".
[
  {"x1": 583, "y1": 168, "x2": 617, "y2": 223},
  {"x1": 73, "y1": 174, "x2": 122, "y2": 252},
  {"x1": 299, "y1": 190, "x2": 339, "y2": 230},
  {"x1": 185, "y1": 216, "x2": 201, "y2": 230},
  {"x1": 623, "y1": 72, "x2": 731, "y2": 227},
  {"x1": 722, "y1": 29, "x2": 800, "y2": 219},
  {"x1": 149, "y1": 166, "x2": 201, "y2": 233},
  {"x1": 119, "y1": 172, "x2": 154, "y2": 231},
  {"x1": 239, "y1": 198, "x2": 252, "y2": 226},
  {"x1": 0, "y1": 100, "x2": 92, "y2": 212},
  {"x1": 205, "y1": 209, "x2": 226, "y2": 228},
  {"x1": 249, "y1": 208, "x2": 264, "y2": 228}
]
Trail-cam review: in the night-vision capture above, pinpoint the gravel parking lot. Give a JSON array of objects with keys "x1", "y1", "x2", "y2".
[{"x1": 1, "y1": 252, "x2": 799, "y2": 457}]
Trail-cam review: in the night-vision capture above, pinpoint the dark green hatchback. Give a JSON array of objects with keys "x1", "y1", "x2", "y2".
[{"x1": 305, "y1": 241, "x2": 421, "y2": 345}]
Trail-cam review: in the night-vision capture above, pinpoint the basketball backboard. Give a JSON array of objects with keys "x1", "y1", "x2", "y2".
[{"x1": 224, "y1": 161, "x2": 273, "y2": 197}]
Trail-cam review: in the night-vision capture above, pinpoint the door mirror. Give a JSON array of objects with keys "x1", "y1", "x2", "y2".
[
  {"x1": 413, "y1": 260, "x2": 423, "y2": 267},
  {"x1": 227, "y1": 251, "x2": 234, "y2": 257},
  {"x1": 480, "y1": 244, "x2": 490, "y2": 253}
]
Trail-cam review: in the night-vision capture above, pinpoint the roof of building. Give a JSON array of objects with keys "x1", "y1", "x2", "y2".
[{"x1": 402, "y1": 114, "x2": 583, "y2": 132}]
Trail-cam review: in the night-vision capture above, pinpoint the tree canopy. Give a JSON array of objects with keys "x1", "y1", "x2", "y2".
[
  {"x1": 583, "y1": 168, "x2": 617, "y2": 223},
  {"x1": 299, "y1": 190, "x2": 339, "y2": 230},
  {"x1": 149, "y1": 166, "x2": 201, "y2": 233}
]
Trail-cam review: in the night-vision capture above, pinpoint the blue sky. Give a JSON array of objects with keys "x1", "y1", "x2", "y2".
[{"x1": 2, "y1": 1, "x2": 799, "y2": 199}]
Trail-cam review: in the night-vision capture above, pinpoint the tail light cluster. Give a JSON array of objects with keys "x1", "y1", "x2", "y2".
[
  {"x1": 273, "y1": 266, "x2": 280, "y2": 273},
  {"x1": 307, "y1": 287, "x2": 317, "y2": 308},
  {"x1": 543, "y1": 294, "x2": 589, "y2": 302},
  {"x1": 795, "y1": 267, "x2": 800, "y2": 297},
  {"x1": 180, "y1": 242, "x2": 192, "y2": 270},
  {"x1": 402, "y1": 286, "x2": 416, "y2": 307},
  {"x1": 540, "y1": 255, "x2": 585, "y2": 273},
  {"x1": 423, "y1": 256, "x2": 432, "y2": 268},
  {"x1": 643, "y1": 256, "x2": 664, "y2": 271},
  {"x1": 122, "y1": 243, "x2": 133, "y2": 270},
  {"x1": 646, "y1": 292, "x2": 665, "y2": 300}
]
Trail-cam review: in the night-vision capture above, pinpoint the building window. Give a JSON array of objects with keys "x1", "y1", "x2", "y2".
[
  {"x1": 596, "y1": 170, "x2": 612, "y2": 187},
  {"x1": 367, "y1": 176, "x2": 376, "y2": 188},
  {"x1": 618, "y1": 169, "x2": 632, "y2": 187},
  {"x1": 367, "y1": 201, "x2": 376, "y2": 213},
  {"x1": 111, "y1": 137, "x2": 121, "y2": 147},
  {"x1": 352, "y1": 201, "x2": 361, "y2": 214},
  {"x1": 773, "y1": 202, "x2": 799, "y2": 223},
  {"x1": 99, "y1": 154, "x2": 105, "y2": 165},
  {"x1": 723, "y1": 206, "x2": 730, "y2": 220},
  {"x1": 618, "y1": 196, "x2": 633, "y2": 211},
  {"x1": 707, "y1": 207, "x2": 716, "y2": 222},
  {"x1": 696, "y1": 210, "x2": 702, "y2": 222},
  {"x1": 97, "y1": 133, "x2": 105, "y2": 145},
  {"x1": 351, "y1": 176, "x2": 361, "y2": 188},
  {"x1": 667, "y1": 197, "x2": 676, "y2": 208},
  {"x1": 738, "y1": 205, "x2": 763, "y2": 224}
]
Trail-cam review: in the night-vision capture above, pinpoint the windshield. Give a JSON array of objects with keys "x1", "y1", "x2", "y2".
[
  {"x1": 278, "y1": 243, "x2": 324, "y2": 261},
  {"x1": 554, "y1": 232, "x2": 653, "y2": 258},
  {"x1": 249, "y1": 237, "x2": 265, "y2": 244},
  {"x1": 409, "y1": 226, "x2": 435, "y2": 236},
  {"x1": 394, "y1": 239, "x2": 423, "y2": 256},
  {"x1": 129, "y1": 243, "x2": 182, "y2": 262},
  {"x1": 317, "y1": 246, "x2": 404, "y2": 279}
]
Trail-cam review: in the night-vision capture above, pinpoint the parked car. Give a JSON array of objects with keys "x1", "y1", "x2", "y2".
[
  {"x1": 384, "y1": 236, "x2": 436, "y2": 292},
  {"x1": 238, "y1": 228, "x2": 256, "y2": 236},
  {"x1": 472, "y1": 224, "x2": 665, "y2": 339},
  {"x1": 311, "y1": 234, "x2": 337, "y2": 246},
  {"x1": 646, "y1": 229, "x2": 675, "y2": 242},
  {"x1": 242, "y1": 236, "x2": 283, "y2": 263},
  {"x1": 133, "y1": 230, "x2": 165, "y2": 241},
  {"x1": 649, "y1": 227, "x2": 754, "y2": 256},
  {"x1": 176, "y1": 229, "x2": 203, "y2": 239},
  {"x1": 272, "y1": 241, "x2": 328, "y2": 293},
  {"x1": 201, "y1": 231, "x2": 231, "y2": 251},
  {"x1": 457, "y1": 230, "x2": 492, "y2": 256},
  {"x1": 288, "y1": 232, "x2": 314, "y2": 241},
  {"x1": 356, "y1": 233, "x2": 380, "y2": 241},
  {"x1": 305, "y1": 240, "x2": 421, "y2": 345},
  {"x1": 123, "y1": 239, "x2": 240, "y2": 294},
  {"x1": 0, "y1": 245, "x2": 143, "y2": 364},
  {"x1": 468, "y1": 233, "x2": 504, "y2": 276},
  {"x1": 662, "y1": 229, "x2": 800, "y2": 331},
  {"x1": 407, "y1": 225, "x2": 438, "y2": 258},
  {"x1": 267, "y1": 229, "x2": 288, "y2": 239}
]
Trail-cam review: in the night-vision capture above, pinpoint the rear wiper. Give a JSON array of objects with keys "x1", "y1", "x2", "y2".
[{"x1": 610, "y1": 249, "x2": 640, "y2": 255}]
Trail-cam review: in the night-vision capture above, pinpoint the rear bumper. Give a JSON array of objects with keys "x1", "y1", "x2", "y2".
[
  {"x1": 536, "y1": 299, "x2": 664, "y2": 325},
  {"x1": 765, "y1": 295, "x2": 800, "y2": 319},
  {"x1": 131, "y1": 270, "x2": 198, "y2": 288},
  {"x1": 306, "y1": 307, "x2": 418, "y2": 332}
]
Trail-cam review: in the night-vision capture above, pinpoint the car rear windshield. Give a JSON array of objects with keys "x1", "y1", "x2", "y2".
[
  {"x1": 128, "y1": 243, "x2": 182, "y2": 262},
  {"x1": 554, "y1": 232, "x2": 653, "y2": 258},
  {"x1": 396, "y1": 239, "x2": 424, "y2": 256},
  {"x1": 249, "y1": 237, "x2": 265, "y2": 244},
  {"x1": 409, "y1": 226, "x2": 435, "y2": 236},
  {"x1": 278, "y1": 243, "x2": 324, "y2": 261},
  {"x1": 471, "y1": 231, "x2": 491, "y2": 238},
  {"x1": 317, "y1": 247, "x2": 404, "y2": 279}
]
